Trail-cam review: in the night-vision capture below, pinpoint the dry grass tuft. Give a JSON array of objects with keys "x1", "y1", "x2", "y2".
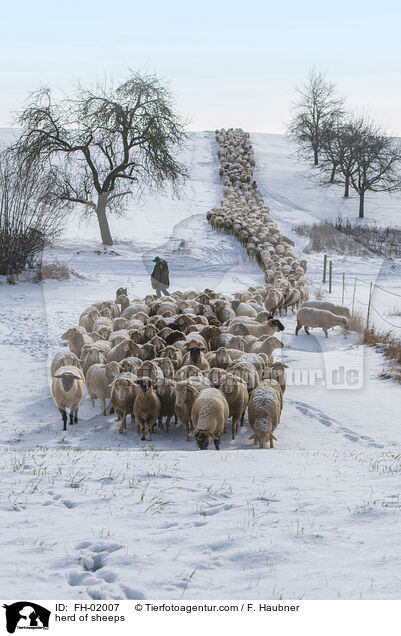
[
  {"x1": 37, "y1": 261, "x2": 72, "y2": 281},
  {"x1": 359, "y1": 324, "x2": 401, "y2": 383},
  {"x1": 348, "y1": 312, "x2": 365, "y2": 334}
]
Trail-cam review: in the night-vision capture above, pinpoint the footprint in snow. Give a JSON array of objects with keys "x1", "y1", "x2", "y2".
[
  {"x1": 202, "y1": 503, "x2": 233, "y2": 516},
  {"x1": 120, "y1": 584, "x2": 146, "y2": 600}
]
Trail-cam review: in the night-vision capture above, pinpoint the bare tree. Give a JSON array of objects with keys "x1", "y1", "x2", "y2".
[
  {"x1": 13, "y1": 72, "x2": 188, "y2": 245},
  {"x1": 319, "y1": 116, "x2": 363, "y2": 196},
  {"x1": 318, "y1": 116, "x2": 401, "y2": 217},
  {"x1": 288, "y1": 69, "x2": 345, "y2": 165},
  {"x1": 350, "y1": 120, "x2": 401, "y2": 218}
]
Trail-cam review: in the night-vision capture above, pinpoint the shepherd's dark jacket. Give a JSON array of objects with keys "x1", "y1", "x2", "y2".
[{"x1": 151, "y1": 261, "x2": 170, "y2": 288}]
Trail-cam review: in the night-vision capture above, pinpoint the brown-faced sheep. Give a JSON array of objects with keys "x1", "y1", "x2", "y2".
[
  {"x1": 111, "y1": 372, "x2": 138, "y2": 433},
  {"x1": 155, "y1": 378, "x2": 177, "y2": 433},
  {"x1": 219, "y1": 374, "x2": 249, "y2": 439},
  {"x1": 133, "y1": 378, "x2": 161, "y2": 441},
  {"x1": 208, "y1": 347, "x2": 232, "y2": 369}
]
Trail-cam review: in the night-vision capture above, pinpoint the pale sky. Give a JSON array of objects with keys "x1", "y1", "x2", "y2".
[{"x1": 1, "y1": 0, "x2": 400, "y2": 133}]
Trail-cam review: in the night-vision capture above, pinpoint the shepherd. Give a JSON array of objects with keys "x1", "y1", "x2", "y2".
[{"x1": 151, "y1": 256, "x2": 171, "y2": 297}]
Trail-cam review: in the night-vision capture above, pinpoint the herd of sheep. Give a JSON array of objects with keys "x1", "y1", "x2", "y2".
[
  {"x1": 51, "y1": 290, "x2": 287, "y2": 449},
  {"x1": 51, "y1": 128, "x2": 351, "y2": 449},
  {"x1": 208, "y1": 128, "x2": 309, "y2": 316}
]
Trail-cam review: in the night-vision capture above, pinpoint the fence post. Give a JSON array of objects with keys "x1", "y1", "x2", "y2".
[
  {"x1": 341, "y1": 272, "x2": 345, "y2": 305},
  {"x1": 329, "y1": 261, "x2": 333, "y2": 293},
  {"x1": 323, "y1": 255, "x2": 327, "y2": 283},
  {"x1": 352, "y1": 278, "x2": 356, "y2": 315},
  {"x1": 366, "y1": 282, "x2": 373, "y2": 330}
]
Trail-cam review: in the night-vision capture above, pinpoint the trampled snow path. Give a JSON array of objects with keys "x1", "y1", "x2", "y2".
[{"x1": 0, "y1": 131, "x2": 400, "y2": 600}]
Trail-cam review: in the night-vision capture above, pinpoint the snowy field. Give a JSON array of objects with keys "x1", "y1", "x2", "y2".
[{"x1": 0, "y1": 131, "x2": 401, "y2": 600}]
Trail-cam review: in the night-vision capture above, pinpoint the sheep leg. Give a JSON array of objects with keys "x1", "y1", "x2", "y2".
[
  {"x1": 74, "y1": 409, "x2": 78, "y2": 424},
  {"x1": 304, "y1": 326, "x2": 310, "y2": 335},
  {"x1": 295, "y1": 322, "x2": 302, "y2": 335},
  {"x1": 69, "y1": 411, "x2": 74, "y2": 426},
  {"x1": 89, "y1": 394, "x2": 95, "y2": 407},
  {"x1": 240, "y1": 411, "x2": 245, "y2": 427},
  {"x1": 109, "y1": 405, "x2": 115, "y2": 415},
  {"x1": 165, "y1": 415, "x2": 172, "y2": 433},
  {"x1": 270, "y1": 435, "x2": 274, "y2": 449},
  {"x1": 324, "y1": 329, "x2": 328, "y2": 338},
  {"x1": 138, "y1": 418, "x2": 145, "y2": 440},
  {"x1": 59, "y1": 408, "x2": 67, "y2": 431},
  {"x1": 184, "y1": 419, "x2": 191, "y2": 442},
  {"x1": 214, "y1": 437, "x2": 221, "y2": 451},
  {"x1": 101, "y1": 398, "x2": 107, "y2": 416},
  {"x1": 147, "y1": 418, "x2": 154, "y2": 442},
  {"x1": 174, "y1": 414, "x2": 178, "y2": 426},
  {"x1": 231, "y1": 417, "x2": 240, "y2": 440},
  {"x1": 158, "y1": 415, "x2": 165, "y2": 431},
  {"x1": 119, "y1": 413, "x2": 127, "y2": 434}
]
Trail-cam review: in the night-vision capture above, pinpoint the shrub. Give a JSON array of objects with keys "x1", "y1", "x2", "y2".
[{"x1": 0, "y1": 151, "x2": 68, "y2": 277}]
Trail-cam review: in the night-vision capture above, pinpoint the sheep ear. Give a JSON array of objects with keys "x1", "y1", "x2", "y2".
[
  {"x1": 282, "y1": 363, "x2": 289, "y2": 368},
  {"x1": 55, "y1": 370, "x2": 82, "y2": 380}
]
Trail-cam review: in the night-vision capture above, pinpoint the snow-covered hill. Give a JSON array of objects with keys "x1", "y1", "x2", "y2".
[{"x1": 0, "y1": 131, "x2": 400, "y2": 600}]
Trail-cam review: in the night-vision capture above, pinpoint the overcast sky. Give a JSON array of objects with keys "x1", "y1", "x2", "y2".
[{"x1": 1, "y1": 0, "x2": 400, "y2": 133}]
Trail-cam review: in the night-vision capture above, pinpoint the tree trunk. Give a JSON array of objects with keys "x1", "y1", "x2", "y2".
[
  {"x1": 344, "y1": 175, "x2": 350, "y2": 198},
  {"x1": 96, "y1": 193, "x2": 113, "y2": 245},
  {"x1": 330, "y1": 164, "x2": 336, "y2": 183},
  {"x1": 358, "y1": 190, "x2": 365, "y2": 218},
  {"x1": 314, "y1": 148, "x2": 319, "y2": 165}
]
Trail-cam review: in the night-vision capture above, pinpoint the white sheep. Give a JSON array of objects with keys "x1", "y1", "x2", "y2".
[
  {"x1": 50, "y1": 352, "x2": 80, "y2": 377},
  {"x1": 51, "y1": 365, "x2": 85, "y2": 430},
  {"x1": 296, "y1": 307, "x2": 349, "y2": 338},
  {"x1": 247, "y1": 380, "x2": 282, "y2": 448},
  {"x1": 62, "y1": 327, "x2": 93, "y2": 357},
  {"x1": 191, "y1": 388, "x2": 229, "y2": 450},
  {"x1": 301, "y1": 300, "x2": 350, "y2": 318},
  {"x1": 86, "y1": 361, "x2": 121, "y2": 415}
]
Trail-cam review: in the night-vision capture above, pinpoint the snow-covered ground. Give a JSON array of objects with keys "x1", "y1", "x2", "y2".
[{"x1": 0, "y1": 131, "x2": 400, "y2": 600}]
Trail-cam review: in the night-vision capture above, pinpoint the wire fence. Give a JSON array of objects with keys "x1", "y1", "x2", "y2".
[{"x1": 320, "y1": 255, "x2": 401, "y2": 331}]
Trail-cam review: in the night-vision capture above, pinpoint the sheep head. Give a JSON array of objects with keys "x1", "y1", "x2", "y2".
[
  {"x1": 268, "y1": 319, "x2": 285, "y2": 332},
  {"x1": 138, "y1": 377, "x2": 152, "y2": 393}
]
